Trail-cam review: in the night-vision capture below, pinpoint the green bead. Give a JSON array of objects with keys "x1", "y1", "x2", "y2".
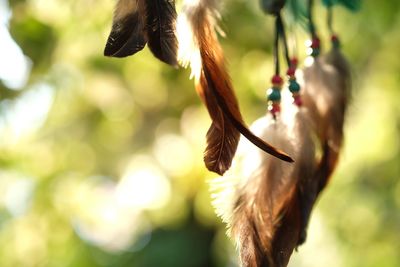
[
  {"x1": 267, "y1": 88, "x2": 281, "y2": 101},
  {"x1": 312, "y1": 48, "x2": 320, "y2": 57},
  {"x1": 289, "y1": 81, "x2": 300, "y2": 93},
  {"x1": 333, "y1": 40, "x2": 341, "y2": 49}
]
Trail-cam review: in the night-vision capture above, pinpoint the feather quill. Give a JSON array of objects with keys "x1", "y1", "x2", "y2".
[
  {"x1": 178, "y1": 0, "x2": 292, "y2": 174},
  {"x1": 212, "y1": 104, "x2": 316, "y2": 266}
]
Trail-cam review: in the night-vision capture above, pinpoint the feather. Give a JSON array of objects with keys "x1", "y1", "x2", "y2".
[
  {"x1": 323, "y1": 47, "x2": 351, "y2": 101},
  {"x1": 198, "y1": 70, "x2": 240, "y2": 175},
  {"x1": 178, "y1": 0, "x2": 293, "y2": 174},
  {"x1": 104, "y1": 0, "x2": 147, "y2": 57},
  {"x1": 145, "y1": 0, "x2": 179, "y2": 66},
  {"x1": 212, "y1": 104, "x2": 316, "y2": 266},
  {"x1": 313, "y1": 47, "x2": 351, "y2": 192},
  {"x1": 301, "y1": 59, "x2": 344, "y2": 193},
  {"x1": 298, "y1": 55, "x2": 350, "y2": 241},
  {"x1": 301, "y1": 58, "x2": 345, "y2": 153}
]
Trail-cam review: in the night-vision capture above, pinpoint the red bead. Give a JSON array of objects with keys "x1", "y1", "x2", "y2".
[
  {"x1": 271, "y1": 75, "x2": 283, "y2": 85},
  {"x1": 311, "y1": 38, "x2": 320, "y2": 49},
  {"x1": 290, "y1": 58, "x2": 298, "y2": 67},
  {"x1": 293, "y1": 95, "x2": 302, "y2": 106},
  {"x1": 271, "y1": 103, "x2": 281, "y2": 113},
  {"x1": 286, "y1": 67, "x2": 296, "y2": 76}
]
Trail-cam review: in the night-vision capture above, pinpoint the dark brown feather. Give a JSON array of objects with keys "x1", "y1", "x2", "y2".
[
  {"x1": 198, "y1": 71, "x2": 240, "y2": 175},
  {"x1": 145, "y1": 0, "x2": 179, "y2": 66},
  {"x1": 104, "y1": 0, "x2": 147, "y2": 57}
]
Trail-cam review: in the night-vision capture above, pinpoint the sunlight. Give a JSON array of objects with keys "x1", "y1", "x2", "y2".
[
  {"x1": 0, "y1": 83, "x2": 54, "y2": 145},
  {"x1": 116, "y1": 155, "x2": 171, "y2": 210},
  {"x1": 0, "y1": 0, "x2": 31, "y2": 89}
]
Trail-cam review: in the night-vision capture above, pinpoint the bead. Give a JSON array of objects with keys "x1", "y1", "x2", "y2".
[
  {"x1": 267, "y1": 88, "x2": 281, "y2": 101},
  {"x1": 311, "y1": 48, "x2": 320, "y2": 57},
  {"x1": 290, "y1": 58, "x2": 298, "y2": 67},
  {"x1": 311, "y1": 38, "x2": 320, "y2": 49},
  {"x1": 286, "y1": 67, "x2": 296, "y2": 76},
  {"x1": 293, "y1": 95, "x2": 302, "y2": 106},
  {"x1": 331, "y1": 34, "x2": 341, "y2": 49},
  {"x1": 271, "y1": 75, "x2": 283, "y2": 85},
  {"x1": 289, "y1": 80, "x2": 300, "y2": 93},
  {"x1": 269, "y1": 103, "x2": 281, "y2": 113}
]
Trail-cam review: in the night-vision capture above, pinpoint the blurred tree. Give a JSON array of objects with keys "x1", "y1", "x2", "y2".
[{"x1": 0, "y1": 0, "x2": 399, "y2": 267}]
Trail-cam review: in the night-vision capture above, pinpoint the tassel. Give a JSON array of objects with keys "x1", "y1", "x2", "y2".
[
  {"x1": 104, "y1": 0, "x2": 147, "y2": 58},
  {"x1": 212, "y1": 105, "x2": 316, "y2": 266},
  {"x1": 178, "y1": 1, "x2": 293, "y2": 175},
  {"x1": 104, "y1": 0, "x2": 179, "y2": 66}
]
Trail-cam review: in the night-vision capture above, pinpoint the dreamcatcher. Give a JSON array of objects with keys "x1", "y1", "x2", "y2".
[{"x1": 103, "y1": 0, "x2": 359, "y2": 266}]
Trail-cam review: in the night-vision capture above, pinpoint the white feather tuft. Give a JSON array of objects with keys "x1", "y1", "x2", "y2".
[{"x1": 177, "y1": 0, "x2": 222, "y2": 80}]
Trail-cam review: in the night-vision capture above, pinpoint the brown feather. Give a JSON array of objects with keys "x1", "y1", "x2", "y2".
[
  {"x1": 178, "y1": 1, "x2": 293, "y2": 174},
  {"x1": 198, "y1": 70, "x2": 240, "y2": 175},
  {"x1": 212, "y1": 106, "x2": 316, "y2": 266},
  {"x1": 314, "y1": 48, "x2": 351, "y2": 193},
  {"x1": 297, "y1": 53, "x2": 351, "y2": 244}
]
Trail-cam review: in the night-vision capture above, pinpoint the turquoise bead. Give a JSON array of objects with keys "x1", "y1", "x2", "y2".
[
  {"x1": 333, "y1": 39, "x2": 341, "y2": 49},
  {"x1": 312, "y1": 48, "x2": 320, "y2": 57},
  {"x1": 267, "y1": 88, "x2": 281, "y2": 101},
  {"x1": 289, "y1": 81, "x2": 300, "y2": 93}
]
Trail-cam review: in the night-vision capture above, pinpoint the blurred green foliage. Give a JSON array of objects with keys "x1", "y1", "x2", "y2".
[{"x1": 0, "y1": 0, "x2": 399, "y2": 267}]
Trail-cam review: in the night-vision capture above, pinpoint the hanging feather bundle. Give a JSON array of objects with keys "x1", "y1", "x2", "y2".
[
  {"x1": 104, "y1": 0, "x2": 179, "y2": 66},
  {"x1": 301, "y1": 1, "x2": 353, "y2": 195},
  {"x1": 177, "y1": 0, "x2": 293, "y2": 175},
  {"x1": 301, "y1": 57, "x2": 346, "y2": 194},
  {"x1": 212, "y1": 105, "x2": 316, "y2": 267},
  {"x1": 312, "y1": 43, "x2": 351, "y2": 192}
]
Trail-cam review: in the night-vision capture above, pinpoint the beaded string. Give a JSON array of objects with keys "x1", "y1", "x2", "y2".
[
  {"x1": 327, "y1": 5, "x2": 340, "y2": 49},
  {"x1": 267, "y1": 17, "x2": 283, "y2": 119},
  {"x1": 277, "y1": 14, "x2": 302, "y2": 107},
  {"x1": 307, "y1": 0, "x2": 320, "y2": 57}
]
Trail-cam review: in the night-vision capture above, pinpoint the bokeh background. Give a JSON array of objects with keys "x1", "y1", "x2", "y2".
[{"x1": 1, "y1": 0, "x2": 399, "y2": 266}]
